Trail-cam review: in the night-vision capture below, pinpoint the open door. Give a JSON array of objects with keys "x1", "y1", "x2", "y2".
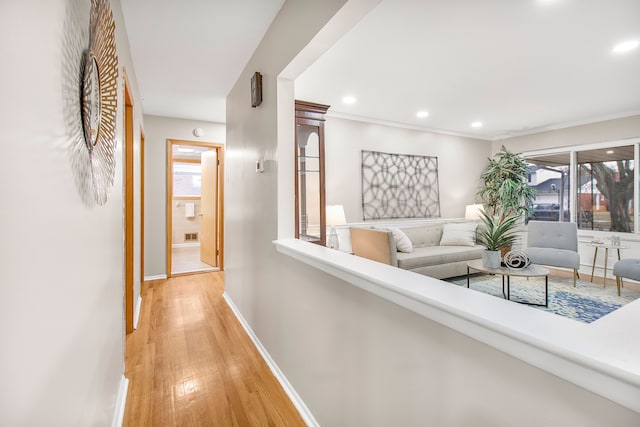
[{"x1": 200, "y1": 150, "x2": 218, "y2": 267}]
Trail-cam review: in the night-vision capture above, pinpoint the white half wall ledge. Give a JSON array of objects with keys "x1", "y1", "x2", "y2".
[{"x1": 273, "y1": 238, "x2": 640, "y2": 414}]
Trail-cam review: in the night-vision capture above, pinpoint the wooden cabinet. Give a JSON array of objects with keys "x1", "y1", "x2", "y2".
[{"x1": 295, "y1": 100, "x2": 330, "y2": 245}]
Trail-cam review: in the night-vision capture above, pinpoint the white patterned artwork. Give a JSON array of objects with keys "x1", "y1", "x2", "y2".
[{"x1": 361, "y1": 150, "x2": 441, "y2": 220}]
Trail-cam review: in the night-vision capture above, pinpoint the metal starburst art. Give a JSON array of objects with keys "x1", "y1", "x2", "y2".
[{"x1": 64, "y1": 0, "x2": 118, "y2": 206}]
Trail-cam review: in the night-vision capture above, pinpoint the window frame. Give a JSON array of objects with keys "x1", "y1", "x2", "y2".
[{"x1": 521, "y1": 138, "x2": 640, "y2": 234}]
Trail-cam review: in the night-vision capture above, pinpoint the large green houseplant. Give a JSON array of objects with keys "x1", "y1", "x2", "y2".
[{"x1": 477, "y1": 145, "x2": 536, "y2": 219}]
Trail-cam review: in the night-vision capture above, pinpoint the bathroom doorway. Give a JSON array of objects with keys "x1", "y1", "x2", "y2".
[{"x1": 166, "y1": 139, "x2": 224, "y2": 276}]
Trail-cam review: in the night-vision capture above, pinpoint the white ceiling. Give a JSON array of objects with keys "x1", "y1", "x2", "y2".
[
  {"x1": 121, "y1": 0, "x2": 285, "y2": 123},
  {"x1": 122, "y1": 0, "x2": 639, "y2": 139},
  {"x1": 295, "y1": 0, "x2": 640, "y2": 140}
]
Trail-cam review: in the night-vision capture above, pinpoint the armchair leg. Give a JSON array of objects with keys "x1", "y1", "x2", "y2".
[
  {"x1": 573, "y1": 269, "x2": 578, "y2": 287},
  {"x1": 616, "y1": 276, "x2": 621, "y2": 296}
]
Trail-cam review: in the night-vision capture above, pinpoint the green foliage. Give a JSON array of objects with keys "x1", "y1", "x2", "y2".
[
  {"x1": 477, "y1": 146, "x2": 537, "y2": 218},
  {"x1": 477, "y1": 210, "x2": 519, "y2": 251}
]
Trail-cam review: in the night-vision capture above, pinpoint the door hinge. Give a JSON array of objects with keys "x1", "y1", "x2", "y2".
[{"x1": 217, "y1": 159, "x2": 220, "y2": 166}]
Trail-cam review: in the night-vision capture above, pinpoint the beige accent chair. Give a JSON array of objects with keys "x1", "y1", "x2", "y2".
[{"x1": 349, "y1": 227, "x2": 397, "y2": 266}]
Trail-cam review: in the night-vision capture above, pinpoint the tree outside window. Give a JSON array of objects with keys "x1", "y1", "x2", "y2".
[{"x1": 578, "y1": 146, "x2": 634, "y2": 232}]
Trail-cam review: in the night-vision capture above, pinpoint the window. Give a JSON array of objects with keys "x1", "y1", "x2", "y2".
[
  {"x1": 525, "y1": 153, "x2": 570, "y2": 223},
  {"x1": 173, "y1": 162, "x2": 202, "y2": 197},
  {"x1": 524, "y1": 142, "x2": 637, "y2": 233},
  {"x1": 577, "y1": 146, "x2": 634, "y2": 232}
]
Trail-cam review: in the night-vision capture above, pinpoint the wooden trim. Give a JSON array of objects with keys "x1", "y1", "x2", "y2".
[
  {"x1": 124, "y1": 69, "x2": 134, "y2": 334},
  {"x1": 173, "y1": 195, "x2": 201, "y2": 201},
  {"x1": 173, "y1": 158, "x2": 201, "y2": 164},
  {"x1": 166, "y1": 139, "x2": 225, "y2": 274},
  {"x1": 140, "y1": 127, "x2": 145, "y2": 284},
  {"x1": 166, "y1": 140, "x2": 172, "y2": 278},
  {"x1": 218, "y1": 145, "x2": 225, "y2": 270}
]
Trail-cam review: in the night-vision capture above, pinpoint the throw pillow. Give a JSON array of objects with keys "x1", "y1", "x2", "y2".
[
  {"x1": 388, "y1": 227, "x2": 413, "y2": 253},
  {"x1": 439, "y1": 222, "x2": 477, "y2": 247}
]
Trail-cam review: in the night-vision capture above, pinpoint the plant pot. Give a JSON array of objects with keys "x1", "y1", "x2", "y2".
[{"x1": 482, "y1": 250, "x2": 501, "y2": 269}]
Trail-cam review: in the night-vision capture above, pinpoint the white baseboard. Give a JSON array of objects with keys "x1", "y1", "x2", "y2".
[
  {"x1": 223, "y1": 293, "x2": 318, "y2": 427},
  {"x1": 133, "y1": 295, "x2": 142, "y2": 330},
  {"x1": 143, "y1": 274, "x2": 167, "y2": 281},
  {"x1": 111, "y1": 375, "x2": 129, "y2": 427}
]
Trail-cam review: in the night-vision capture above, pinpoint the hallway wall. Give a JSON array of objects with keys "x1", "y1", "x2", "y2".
[{"x1": 0, "y1": 0, "x2": 143, "y2": 424}]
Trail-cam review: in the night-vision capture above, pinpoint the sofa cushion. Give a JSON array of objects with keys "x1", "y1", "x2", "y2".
[
  {"x1": 439, "y1": 222, "x2": 477, "y2": 247},
  {"x1": 397, "y1": 245, "x2": 486, "y2": 270},
  {"x1": 388, "y1": 227, "x2": 413, "y2": 253},
  {"x1": 402, "y1": 225, "x2": 443, "y2": 248}
]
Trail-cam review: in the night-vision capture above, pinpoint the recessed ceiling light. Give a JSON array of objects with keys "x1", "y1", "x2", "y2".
[
  {"x1": 342, "y1": 96, "x2": 356, "y2": 104},
  {"x1": 613, "y1": 40, "x2": 639, "y2": 54},
  {"x1": 416, "y1": 111, "x2": 429, "y2": 118},
  {"x1": 606, "y1": 150, "x2": 615, "y2": 154},
  {"x1": 471, "y1": 121, "x2": 483, "y2": 128}
]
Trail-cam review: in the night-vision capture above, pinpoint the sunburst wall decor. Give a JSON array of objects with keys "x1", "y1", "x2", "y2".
[{"x1": 63, "y1": 0, "x2": 118, "y2": 206}]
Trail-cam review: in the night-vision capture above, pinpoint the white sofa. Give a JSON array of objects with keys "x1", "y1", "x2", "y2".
[{"x1": 350, "y1": 221, "x2": 485, "y2": 279}]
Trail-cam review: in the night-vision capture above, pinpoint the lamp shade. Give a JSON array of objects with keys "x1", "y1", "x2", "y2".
[
  {"x1": 465, "y1": 204, "x2": 484, "y2": 220},
  {"x1": 326, "y1": 205, "x2": 347, "y2": 226}
]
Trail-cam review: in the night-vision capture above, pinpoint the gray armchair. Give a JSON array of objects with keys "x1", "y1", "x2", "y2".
[{"x1": 526, "y1": 221, "x2": 580, "y2": 286}]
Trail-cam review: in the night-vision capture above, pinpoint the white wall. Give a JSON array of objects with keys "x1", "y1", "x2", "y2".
[
  {"x1": 495, "y1": 115, "x2": 640, "y2": 154},
  {"x1": 0, "y1": 0, "x2": 142, "y2": 424},
  {"x1": 143, "y1": 114, "x2": 225, "y2": 277},
  {"x1": 225, "y1": 0, "x2": 640, "y2": 425},
  {"x1": 324, "y1": 116, "x2": 490, "y2": 221}
]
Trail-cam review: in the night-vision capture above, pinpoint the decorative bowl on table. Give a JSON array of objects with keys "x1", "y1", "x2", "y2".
[{"x1": 503, "y1": 250, "x2": 531, "y2": 270}]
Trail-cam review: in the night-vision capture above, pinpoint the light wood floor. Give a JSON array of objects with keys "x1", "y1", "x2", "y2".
[{"x1": 123, "y1": 272, "x2": 305, "y2": 427}]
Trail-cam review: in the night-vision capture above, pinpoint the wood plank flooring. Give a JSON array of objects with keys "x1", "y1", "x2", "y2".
[{"x1": 123, "y1": 272, "x2": 306, "y2": 427}]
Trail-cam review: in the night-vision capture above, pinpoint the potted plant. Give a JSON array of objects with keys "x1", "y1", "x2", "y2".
[
  {"x1": 477, "y1": 145, "x2": 536, "y2": 219},
  {"x1": 477, "y1": 210, "x2": 519, "y2": 268}
]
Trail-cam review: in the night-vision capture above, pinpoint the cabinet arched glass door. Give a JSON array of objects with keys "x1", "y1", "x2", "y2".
[{"x1": 295, "y1": 101, "x2": 329, "y2": 245}]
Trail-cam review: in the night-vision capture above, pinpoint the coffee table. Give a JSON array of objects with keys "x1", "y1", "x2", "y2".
[{"x1": 466, "y1": 259, "x2": 550, "y2": 307}]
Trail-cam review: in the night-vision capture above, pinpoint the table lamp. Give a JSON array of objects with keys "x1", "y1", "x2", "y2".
[
  {"x1": 326, "y1": 205, "x2": 346, "y2": 249},
  {"x1": 465, "y1": 204, "x2": 484, "y2": 220}
]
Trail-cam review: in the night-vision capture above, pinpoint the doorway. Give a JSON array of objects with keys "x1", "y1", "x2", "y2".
[{"x1": 166, "y1": 139, "x2": 224, "y2": 276}]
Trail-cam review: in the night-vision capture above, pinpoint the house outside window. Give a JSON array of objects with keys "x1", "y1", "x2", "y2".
[{"x1": 525, "y1": 153, "x2": 570, "y2": 224}]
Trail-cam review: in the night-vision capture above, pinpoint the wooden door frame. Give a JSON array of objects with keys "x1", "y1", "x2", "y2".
[
  {"x1": 124, "y1": 70, "x2": 134, "y2": 334},
  {"x1": 140, "y1": 127, "x2": 145, "y2": 284},
  {"x1": 166, "y1": 139, "x2": 225, "y2": 277}
]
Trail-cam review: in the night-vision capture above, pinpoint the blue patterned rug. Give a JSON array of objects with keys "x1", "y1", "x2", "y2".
[{"x1": 446, "y1": 274, "x2": 640, "y2": 323}]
